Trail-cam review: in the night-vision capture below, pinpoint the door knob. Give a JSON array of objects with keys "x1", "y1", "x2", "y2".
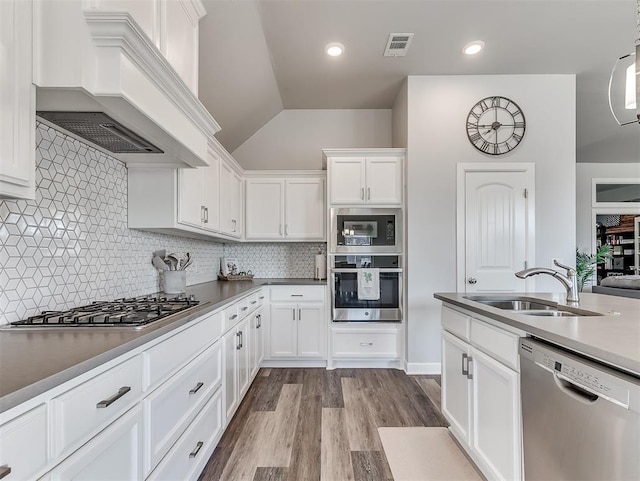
[{"x1": 467, "y1": 277, "x2": 477, "y2": 284}]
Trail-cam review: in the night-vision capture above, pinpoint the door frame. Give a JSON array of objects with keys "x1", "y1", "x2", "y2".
[{"x1": 456, "y1": 163, "x2": 536, "y2": 292}]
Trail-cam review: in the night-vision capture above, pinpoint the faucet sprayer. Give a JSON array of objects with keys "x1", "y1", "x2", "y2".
[{"x1": 515, "y1": 259, "x2": 580, "y2": 305}]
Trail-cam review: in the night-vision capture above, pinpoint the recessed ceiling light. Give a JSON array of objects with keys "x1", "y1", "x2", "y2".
[
  {"x1": 326, "y1": 42, "x2": 345, "y2": 57},
  {"x1": 463, "y1": 41, "x2": 485, "y2": 55}
]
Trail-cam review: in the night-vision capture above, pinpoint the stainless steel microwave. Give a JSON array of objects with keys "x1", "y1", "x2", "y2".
[{"x1": 330, "y1": 208, "x2": 402, "y2": 253}]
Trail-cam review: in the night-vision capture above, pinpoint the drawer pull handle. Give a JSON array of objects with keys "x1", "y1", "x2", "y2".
[
  {"x1": 229, "y1": 314, "x2": 238, "y2": 320},
  {"x1": 360, "y1": 342, "x2": 373, "y2": 346},
  {"x1": 259, "y1": 296, "x2": 265, "y2": 300},
  {"x1": 241, "y1": 307, "x2": 249, "y2": 311},
  {"x1": 0, "y1": 465, "x2": 12, "y2": 480},
  {"x1": 251, "y1": 301, "x2": 257, "y2": 305},
  {"x1": 291, "y1": 294, "x2": 304, "y2": 297},
  {"x1": 96, "y1": 386, "x2": 131, "y2": 408},
  {"x1": 189, "y1": 441, "x2": 204, "y2": 458},
  {"x1": 189, "y1": 382, "x2": 204, "y2": 395}
]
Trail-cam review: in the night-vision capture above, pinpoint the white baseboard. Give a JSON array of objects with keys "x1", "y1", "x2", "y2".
[
  {"x1": 327, "y1": 359, "x2": 403, "y2": 370},
  {"x1": 405, "y1": 362, "x2": 441, "y2": 375},
  {"x1": 260, "y1": 359, "x2": 327, "y2": 368}
]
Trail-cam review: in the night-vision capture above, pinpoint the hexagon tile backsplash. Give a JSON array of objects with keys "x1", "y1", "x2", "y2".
[{"x1": 0, "y1": 123, "x2": 325, "y2": 324}]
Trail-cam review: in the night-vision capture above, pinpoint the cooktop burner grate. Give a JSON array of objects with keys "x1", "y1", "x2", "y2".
[{"x1": 9, "y1": 295, "x2": 200, "y2": 329}]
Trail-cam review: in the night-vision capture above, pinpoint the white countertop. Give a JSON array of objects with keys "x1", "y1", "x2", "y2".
[{"x1": 433, "y1": 292, "x2": 640, "y2": 376}]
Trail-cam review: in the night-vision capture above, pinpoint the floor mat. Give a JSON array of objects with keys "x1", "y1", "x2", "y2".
[{"x1": 378, "y1": 427, "x2": 483, "y2": 481}]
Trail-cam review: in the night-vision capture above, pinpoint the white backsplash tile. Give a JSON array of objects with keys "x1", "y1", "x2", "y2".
[{"x1": 0, "y1": 123, "x2": 325, "y2": 324}]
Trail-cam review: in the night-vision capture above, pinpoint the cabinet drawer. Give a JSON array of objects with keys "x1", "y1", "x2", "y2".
[
  {"x1": 147, "y1": 389, "x2": 223, "y2": 481},
  {"x1": 246, "y1": 292, "x2": 260, "y2": 314},
  {"x1": 331, "y1": 329, "x2": 399, "y2": 359},
  {"x1": 441, "y1": 306, "x2": 471, "y2": 342},
  {"x1": 144, "y1": 340, "x2": 222, "y2": 476},
  {"x1": 237, "y1": 296, "x2": 252, "y2": 319},
  {"x1": 0, "y1": 405, "x2": 48, "y2": 481},
  {"x1": 223, "y1": 303, "x2": 239, "y2": 332},
  {"x1": 257, "y1": 289, "x2": 268, "y2": 307},
  {"x1": 48, "y1": 405, "x2": 143, "y2": 481},
  {"x1": 270, "y1": 286, "x2": 325, "y2": 302},
  {"x1": 470, "y1": 319, "x2": 519, "y2": 370},
  {"x1": 52, "y1": 355, "x2": 143, "y2": 457},
  {"x1": 146, "y1": 312, "x2": 221, "y2": 390}
]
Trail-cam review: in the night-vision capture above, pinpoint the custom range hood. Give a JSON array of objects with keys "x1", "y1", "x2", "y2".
[{"x1": 33, "y1": 2, "x2": 220, "y2": 168}]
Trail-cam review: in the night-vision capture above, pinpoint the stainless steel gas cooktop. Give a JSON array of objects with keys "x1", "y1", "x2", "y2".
[{"x1": 6, "y1": 295, "x2": 200, "y2": 329}]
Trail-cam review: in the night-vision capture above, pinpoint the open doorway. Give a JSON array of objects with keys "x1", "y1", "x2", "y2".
[{"x1": 595, "y1": 214, "x2": 639, "y2": 284}]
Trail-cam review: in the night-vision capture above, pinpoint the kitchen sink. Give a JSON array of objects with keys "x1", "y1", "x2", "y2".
[{"x1": 463, "y1": 296, "x2": 602, "y2": 317}]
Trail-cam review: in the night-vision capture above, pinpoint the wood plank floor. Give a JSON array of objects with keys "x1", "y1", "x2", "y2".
[{"x1": 198, "y1": 369, "x2": 446, "y2": 481}]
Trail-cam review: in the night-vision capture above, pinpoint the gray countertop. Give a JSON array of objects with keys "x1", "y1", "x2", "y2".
[
  {"x1": 0, "y1": 278, "x2": 326, "y2": 414},
  {"x1": 434, "y1": 292, "x2": 640, "y2": 376}
]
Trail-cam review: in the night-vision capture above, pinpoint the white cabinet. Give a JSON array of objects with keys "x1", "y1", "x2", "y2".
[
  {"x1": 330, "y1": 326, "x2": 401, "y2": 361},
  {"x1": 223, "y1": 317, "x2": 250, "y2": 420},
  {"x1": 0, "y1": 0, "x2": 35, "y2": 200},
  {"x1": 250, "y1": 307, "x2": 265, "y2": 378},
  {"x1": 47, "y1": 405, "x2": 143, "y2": 481},
  {"x1": 245, "y1": 176, "x2": 325, "y2": 241},
  {"x1": 324, "y1": 150, "x2": 403, "y2": 205},
  {"x1": 440, "y1": 304, "x2": 523, "y2": 481},
  {"x1": 268, "y1": 286, "x2": 326, "y2": 359},
  {"x1": 178, "y1": 152, "x2": 220, "y2": 232},
  {"x1": 128, "y1": 145, "x2": 242, "y2": 241},
  {"x1": 143, "y1": 341, "x2": 222, "y2": 477},
  {"x1": 0, "y1": 405, "x2": 48, "y2": 481},
  {"x1": 220, "y1": 160, "x2": 243, "y2": 238}
]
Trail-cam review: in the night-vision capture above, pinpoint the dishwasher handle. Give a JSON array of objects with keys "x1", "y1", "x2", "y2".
[{"x1": 553, "y1": 372, "x2": 599, "y2": 405}]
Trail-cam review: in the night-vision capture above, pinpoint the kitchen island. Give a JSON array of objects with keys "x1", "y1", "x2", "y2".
[
  {"x1": 0, "y1": 279, "x2": 325, "y2": 414},
  {"x1": 434, "y1": 292, "x2": 640, "y2": 375}
]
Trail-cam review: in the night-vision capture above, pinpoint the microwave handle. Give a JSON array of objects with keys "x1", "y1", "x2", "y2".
[{"x1": 331, "y1": 268, "x2": 403, "y2": 273}]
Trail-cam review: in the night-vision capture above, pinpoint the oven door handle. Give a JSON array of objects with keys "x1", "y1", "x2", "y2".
[{"x1": 331, "y1": 268, "x2": 402, "y2": 273}]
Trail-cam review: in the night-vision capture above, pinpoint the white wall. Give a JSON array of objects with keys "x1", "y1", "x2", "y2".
[
  {"x1": 403, "y1": 75, "x2": 576, "y2": 371},
  {"x1": 392, "y1": 80, "x2": 408, "y2": 149},
  {"x1": 576, "y1": 163, "x2": 640, "y2": 253},
  {"x1": 232, "y1": 109, "x2": 392, "y2": 170}
]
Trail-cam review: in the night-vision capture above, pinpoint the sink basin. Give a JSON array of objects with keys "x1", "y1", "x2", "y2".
[{"x1": 463, "y1": 295, "x2": 603, "y2": 317}]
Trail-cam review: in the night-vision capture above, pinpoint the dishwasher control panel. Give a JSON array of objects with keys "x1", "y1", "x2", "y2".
[{"x1": 519, "y1": 338, "x2": 636, "y2": 409}]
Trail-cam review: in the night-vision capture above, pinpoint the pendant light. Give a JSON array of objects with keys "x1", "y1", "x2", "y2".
[{"x1": 608, "y1": 0, "x2": 639, "y2": 126}]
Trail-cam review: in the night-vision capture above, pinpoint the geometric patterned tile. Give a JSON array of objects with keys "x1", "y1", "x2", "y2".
[{"x1": 0, "y1": 122, "x2": 324, "y2": 324}]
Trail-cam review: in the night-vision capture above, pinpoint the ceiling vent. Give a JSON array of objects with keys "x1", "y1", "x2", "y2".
[{"x1": 384, "y1": 33, "x2": 414, "y2": 57}]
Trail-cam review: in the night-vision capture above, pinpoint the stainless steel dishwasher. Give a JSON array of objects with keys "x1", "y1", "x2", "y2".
[{"x1": 519, "y1": 337, "x2": 640, "y2": 481}]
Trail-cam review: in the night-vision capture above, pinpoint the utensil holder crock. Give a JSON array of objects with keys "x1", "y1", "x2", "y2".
[{"x1": 163, "y1": 270, "x2": 186, "y2": 294}]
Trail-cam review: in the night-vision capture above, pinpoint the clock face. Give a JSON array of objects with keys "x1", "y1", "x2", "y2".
[{"x1": 466, "y1": 96, "x2": 526, "y2": 155}]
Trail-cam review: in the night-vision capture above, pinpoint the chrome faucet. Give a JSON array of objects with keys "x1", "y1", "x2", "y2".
[{"x1": 515, "y1": 259, "x2": 580, "y2": 305}]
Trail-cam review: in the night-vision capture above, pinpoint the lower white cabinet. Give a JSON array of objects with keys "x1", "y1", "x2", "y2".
[
  {"x1": 330, "y1": 327, "x2": 400, "y2": 360},
  {"x1": 223, "y1": 317, "x2": 250, "y2": 420},
  {"x1": 250, "y1": 307, "x2": 265, "y2": 378},
  {"x1": 269, "y1": 302, "x2": 325, "y2": 358},
  {"x1": 143, "y1": 341, "x2": 222, "y2": 477},
  {"x1": 0, "y1": 404, "x2": 48, "y2": 480},
  {"x1": 47, "y1": 405, "x2": 144, "y2": 481},
  {"x1": 267, "y1": 286, "x2": 326, "y2": 360},
  {"x1": 147, "y1": 389, "x2": 223, "y2": 481},
  {"x1": 440, "y1": 305, "x2": 523, "y2": 481}
]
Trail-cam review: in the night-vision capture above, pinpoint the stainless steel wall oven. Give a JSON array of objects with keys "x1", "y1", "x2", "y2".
[
  {"x1": 331, "y1": 255, "x2": 402, "y2": 322},
  {"x1": 330, "y1": 208, "x2": 402, "y2": 253}
]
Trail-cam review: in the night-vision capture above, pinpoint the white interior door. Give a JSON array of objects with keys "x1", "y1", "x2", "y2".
[{"x1": 459, "y1": 165, "x2": 534, "y2": 292}]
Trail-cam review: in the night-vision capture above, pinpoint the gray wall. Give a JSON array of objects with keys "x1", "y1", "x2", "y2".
[
  {"x1": 232, "y1": 109, "x2": 392, "y2": 170},
  {"x1": 402, "y1": 74, "x2": 577, "y2": 372}
]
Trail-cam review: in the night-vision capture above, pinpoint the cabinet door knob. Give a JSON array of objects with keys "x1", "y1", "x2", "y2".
[{"x1": 467, "y1": 277, "x2": 477, "y2": 285}]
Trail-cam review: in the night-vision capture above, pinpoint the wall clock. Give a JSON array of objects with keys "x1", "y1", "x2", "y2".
[{"x1": 466, "y1": 96, "x2": 526, "y2": 155}]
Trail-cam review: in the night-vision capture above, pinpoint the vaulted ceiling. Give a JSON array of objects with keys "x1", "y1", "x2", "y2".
[{"x1": 198, "y1": 0, "x2": 639, "y2": 162}]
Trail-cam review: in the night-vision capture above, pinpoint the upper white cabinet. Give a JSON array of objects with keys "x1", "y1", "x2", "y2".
[
  {"x1": 178, "y1": 151, "x2": 220, "y2": 233},
  {"x1": 33, "y1": 0, "x2": 218, "y2": 168},
  {"x1": 128, "y1": 142, "x2": 239, "y2": 242},
  {"x1": 245, "y1": 175, "x2": 325, "y2": 241},
  {"x1": 220, "y1": 161, "x2": 243, "y2": 238},
  {"x1": 323, "y1": 149, "x2": 404, "y2": 206},
  {"x1": 0, "y1": 0, "x2": 35, "y2": 200}
]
